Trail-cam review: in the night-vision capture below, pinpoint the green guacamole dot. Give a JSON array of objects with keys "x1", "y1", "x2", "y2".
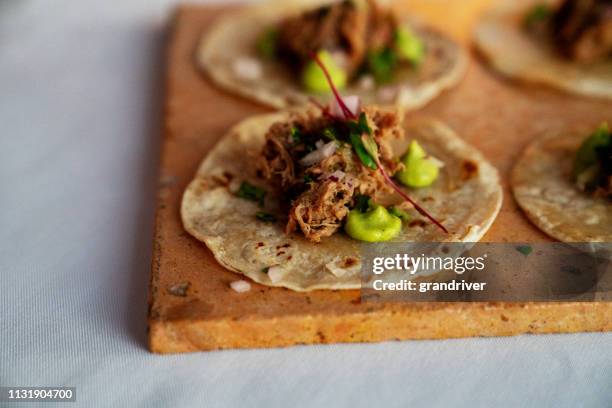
[
  {"x1": 395, "y1": 140, "x2": 440, "y2": 188},
  {"x1": 395, "y1": 26, "x2": 425, "y2": 66},
  {"x1": 344, "y1": 205, "x2": 402, "y2": 242},
  {"x1": 302, "y1": 50, "x2": 347, "y2": 93}
]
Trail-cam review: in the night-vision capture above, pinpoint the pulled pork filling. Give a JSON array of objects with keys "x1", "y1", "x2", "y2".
[
  {"x1": 258, "y1": 108, "x2": 402, "y2": 242},
  {"x1": 276, "y1": 0, "x2": 398, "y2": 78},
  {"x1": 552, "y1": 0, "x2": 612, "y2": 62}
]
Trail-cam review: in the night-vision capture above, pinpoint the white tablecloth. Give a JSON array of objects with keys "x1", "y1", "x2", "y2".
[{"x1": 1, "y1": 1, "x2": 610, "y2": 406}]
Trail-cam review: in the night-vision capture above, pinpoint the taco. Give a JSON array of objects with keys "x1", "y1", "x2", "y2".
[
  {"x1": 181, "y1": 60, "x2": 502, "y2": 291},
  {"x1": 474, "y1": 0, "x2": 612, "y2": 99},
  {"x1": 197, "y1": 0, "x2": 467, "y2": 109},
  {"x1": 512, "y1": 123, "x2": 612, "y2": 243}
]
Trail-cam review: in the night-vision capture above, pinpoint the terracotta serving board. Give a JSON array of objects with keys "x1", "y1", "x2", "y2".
[{"x1": 148, "y1": 4, "x2": 612, "y2": 353}]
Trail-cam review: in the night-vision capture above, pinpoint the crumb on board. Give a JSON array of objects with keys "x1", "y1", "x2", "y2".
[
  {"x1": 167, "y1": 281, "x2": 190, "y2": 297},
  {"x1": 230, "y1": 280, "x2": 251, "y2": 293}
]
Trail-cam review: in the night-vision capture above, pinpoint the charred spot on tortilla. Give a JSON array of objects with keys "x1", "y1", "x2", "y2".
[{"x1": 461, "y1": 160, "x2": 479, "y2": 180}]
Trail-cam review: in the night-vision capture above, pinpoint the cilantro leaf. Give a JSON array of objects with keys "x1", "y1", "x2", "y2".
[
  {"x1": 524, "y1": 4, "x2": 551, "y2": 27},
  {"x1": 515, "y1": 245, "x2": 533, "y2": 256},
  {"x1": 388, "y1": 206, "x2": 411, "y2": 222},
  {"x1": 354, "y1": 195, "x2": 372, "y2": 213},
  {"x1": 367, "y1": 48, "x2": 398, "y2": 84},
  {"x1": 255, "y1": 211, "x2": 276, "y2": 222},
  {"x1": 290, "y1": 127, "x2": 302, "y2": 145},
  {"x1": 237, "y1": 181, "x2": 266, "y2": 207},
  {"x1": 348, "y1": 113, "x2": 377, "y2": 169}
]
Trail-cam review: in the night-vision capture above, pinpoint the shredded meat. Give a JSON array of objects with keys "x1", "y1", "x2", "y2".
[
  {"x1": 258, "y1": 107, "x2": 404, "y2": 242},
  {"x1": 276, "y1": 0, "x2": 398, "y2": 77},
  {"x1": 366, "y1": 0, "x2": 398, "y2": 51},
  {"x1": 286, "y1": 177, "x2": 355, "y2": 242},
  {"x1": 258, "y1": 122, "x2": 296, "y2": 188},
  {"x1": 552, "y1": 0, "x2": 612, "y2": 62}
]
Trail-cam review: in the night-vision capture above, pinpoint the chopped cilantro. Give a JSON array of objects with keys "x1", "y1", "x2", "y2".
[
  {"x1": 388, "y1": 206, "x2": 411, "y2": 222},
  {"x1": 349, "y1": 112, "x2": 372, "y2": 135},
  {"x1": 367, "y1": 48, "x2": 399, "y2": 84},
  {"x1": 524, "y1": 4, "x2": 551, "y2": 27},
  {"x1": 255, "y1": 211, "x2": 276, "y2": 222},
  {"x1": 348, "y1": 113, "x2": 377, "y2": 169},
  {"x1": 354, "y1": 195, "x2": 372, "y2": 213},
  {"x1": 323, "y1": 127, "x2": 338, "y2": 141},
  {"x1": 515, "y1": 245, "x2": 533, "y2": 256},
  {"x1": 573, "y1": 123, "x2": 611, "y2": 186},
  {"x1": 256, "y1": 29, "x2": 278, "y2": 59},
  {"x1": 236, "y1": 181, "x2": 266, "y2": 206},
  {"x1": 290, "y1": 127, "x2": 302, "y2": 144}
]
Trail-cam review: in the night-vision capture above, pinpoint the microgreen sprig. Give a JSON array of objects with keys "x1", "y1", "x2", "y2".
[{"x1": 310, "y1": 53, "x2": 448, "y2": 234}]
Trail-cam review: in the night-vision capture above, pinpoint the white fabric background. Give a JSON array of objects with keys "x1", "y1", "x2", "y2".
[{"x1": 0, "y1": 1, "x2": 610, "y2": 407}]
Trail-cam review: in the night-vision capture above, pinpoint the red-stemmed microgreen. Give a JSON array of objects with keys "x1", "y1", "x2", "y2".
[
  {"x1": 310, "y1": 52, "x2": 356, "y2": 120},
  {"x1": 361, "y1": 133, "x2": 448, "y2": 233},
  {"x1": 310, "y1": 53, "x2": 448, "y2": 234}
]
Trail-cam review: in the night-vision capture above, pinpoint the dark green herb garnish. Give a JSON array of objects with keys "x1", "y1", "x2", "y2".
[
  {"x1": 516, "y1": 245, "x2": 533, "y2": 256},
  {"x1": 354, "y1": 195, "x2": 372, "y2": 213},
  {"x1": 350, "y1": 133, "x2": 378, "y2": 170},
  {"x1": 256, "y1": 211, "x2": 277, "y2": 222},
  {"x1": 290, "y1": 127, "x2": 302, "y2": 144},
  {"x1": 323, "y1": 127, "x2": 338, "y2": 141},
  {"x1": 256, "y1": 29, "x2": 278, "y2": 59},
  {"x1": 524, "y1": 4, "x2": 551, "y2": 27},
  {"x1": 573, "y1": 123, "x2": 611, "y2": 191},
  {"x1": 349, "y1": 111, "x2": 371, "y2": 134},
  {"x1": 237, "y1": 181, "x2": 266, "y2": 206},
  {"x1": 261, "y1": 267, "x2": 270, "y2": 274},
  {"x1": 304, "y1": 174, "x2": 314, "y2": 183},
  {"x1": 388, "y1": 206, "x2": 411, "y2": 222},
  {"x1": 367, "y1": 48, "x2": 398, "y2": 84},
  {"x1": 348, "y1": 112, "x2": 377, "y2": 169}
]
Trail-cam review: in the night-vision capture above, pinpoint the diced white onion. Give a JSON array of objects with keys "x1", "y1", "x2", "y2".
[
  {"x1": 228, "y1": 178, "x2": 242, "y2": 193},
  {"x1": 358, "y1": 75, "x2": 375, "y2": 91},
  {"x1": 377, "y1": 86, "x2": 397, "y2": 102},
  {"x1": 232, "y1": 57, "x2": 262, "y2": 80},
  {"x1": 230, "y1": 280, "x2": 251, "y2": 293},
  {"x1": 299, "y1": 141, "x2": 337, "y2": 166},
  {"x1": 267, "y1": 266, "x2": 286, "y2": 283},
  {"x1": 329, "y1": 95, "x2": 361, "y2": 118},
  {"x1": 330, "y1": 50, "x2": 349, "y2": 69},
  {"x1": 328, "y1": 170, "x2": 346, "y2": 181}
]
